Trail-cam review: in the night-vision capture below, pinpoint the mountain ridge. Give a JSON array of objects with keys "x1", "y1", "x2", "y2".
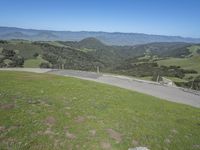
[{"x1": 0, "y1": 26, "x2": 200, "y2": 45}]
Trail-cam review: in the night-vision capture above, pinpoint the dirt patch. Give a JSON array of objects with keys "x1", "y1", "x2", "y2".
[
  {"x1": 89, "y1": 129, "x2": 96, "y2": 136},
  {"x1": 7, "y1": 125, "x2": 21, "y2": 132},
  {"x1": 44, "y1": 127, "x2": 55, "y2": 135},
  {"x1": 0, "y1": 126, "x2": 6, "y2": 132},
  {"x1": 100, "y1": 141, "x2": 111, "y2": 149},
  {"x1": 44, "y1": 116, "x2": 56, "y2": 126},
  {"x1": 74, "y1": 116, "x2": 85, "y2": 123},
  {"x1": 106, "y1": 128, "x2": 122, "y2": 143},
  {"x1": 66, "y1": 131, "x2": 76, "y2": 140},
  {"x1": 0, "y1": 103, "x2": 15, "y2": 110},
  {"x1": 64, "y1": 127, "x2": 76, "y2": 140},
  {"x1": 67, "y1": 144, "x2": 73, "y2": 150},
  {"x1": 64, "y1": 126, "x2": 69, "y2": 131}
]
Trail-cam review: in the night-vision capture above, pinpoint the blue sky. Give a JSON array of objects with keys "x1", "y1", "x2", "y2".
[{"x1": 0, "y1": 0, "x2": 200, "y2": 37}]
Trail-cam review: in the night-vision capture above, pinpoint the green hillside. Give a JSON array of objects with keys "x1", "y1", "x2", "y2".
[
  {"x1": 24, "y1": 55, "x2": 49, "y2": 68},
  {"x1": 0, "y1": 40, "x2": 43, "y2": 59},
  {"x1": 157, "y1": 45, "x2": 200, "y2": 73},
  {"x1": 0, "y1": 71, "x2": 199, "y2": 150},
  {"x1": 0, "y1": 39, "x2": 200, "y2": 89}
]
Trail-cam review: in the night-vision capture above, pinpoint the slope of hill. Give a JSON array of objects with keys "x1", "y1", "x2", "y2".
[
  {"x1": 157, "y1": 45, "x2": 200, "y2": 73},
  {"x1": 0, "y1": 71, "x2": 199, "y2": 150},
  {"x1": 1, "y1": 26, "x2": 200, "y2": 45}
]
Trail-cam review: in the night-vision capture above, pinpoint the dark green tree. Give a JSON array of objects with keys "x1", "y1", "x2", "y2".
[
  {"x1": 2, "y1": 49, "x2": 16, "y2": 59},
  {"x1": 40, "y1": 62, "x2": 50, "y2": 68}
]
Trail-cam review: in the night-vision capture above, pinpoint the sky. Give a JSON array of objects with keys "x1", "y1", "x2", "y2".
[{"x1": 0, "y1": 0, "x2": 200, "y2": 38}]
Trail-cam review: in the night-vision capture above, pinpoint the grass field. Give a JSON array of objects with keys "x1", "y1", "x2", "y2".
[
  {"x1": 24, "y1": 56, "x2": 49, "y2": 68},
  {"x1": 157, "y1": 45, "x2": 200, "y2": 74},
  {"x1": 0, "y1": 71, "x2": 199, "y2": 150},
  {"x1": 163, "y1": 77, "x2": 188, "y2": 83},
  {"x1": 0, "y1": 41, "x2": 43, "y2": 59}
]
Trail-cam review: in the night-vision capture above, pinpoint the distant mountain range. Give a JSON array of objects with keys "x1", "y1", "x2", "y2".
[{"x1": 0, "y1": 26, "x2": 200, "y2": 45}]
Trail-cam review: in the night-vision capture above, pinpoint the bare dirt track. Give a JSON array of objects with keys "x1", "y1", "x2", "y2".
[{"x1": 1, "y1": 68, "x2": 200, "y2": 108}]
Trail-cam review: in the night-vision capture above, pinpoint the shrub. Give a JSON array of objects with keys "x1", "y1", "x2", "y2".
[
  {"x1": 2, "y1": 49, "x2": 16, "y2": 59},
  {"x1": 40, "y1": 62, "x2": 50, "y2": 68},
  {"x1": 11, "y1": 56, "x2": 24, "y2": 67},
  {"x1": 33, "y1": 52, "x2": 39, "y2": 58}
]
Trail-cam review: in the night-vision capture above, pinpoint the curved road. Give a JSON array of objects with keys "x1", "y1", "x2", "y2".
[
  {"x1": 49, "y1": 69, "x2": 200, "y2": 108},
  {"x1": 1, "y1": 68, "x2": 200, "y2": 108}
]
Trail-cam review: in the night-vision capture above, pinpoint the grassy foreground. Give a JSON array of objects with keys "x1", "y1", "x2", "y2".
[{"x1": 0, "y1": 71, "x2": 199, "y2": 150}]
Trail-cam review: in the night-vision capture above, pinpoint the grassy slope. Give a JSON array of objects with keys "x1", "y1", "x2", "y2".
[
  {"x1": 24, "y1": 56, "x2": 49, "y2": 68},
  {"x1": 38, "y1": 41, "x2": 70, "y2": 48},
  {"x1": 0, "y1": 41, "x2": 43, "y2": 59},
  {"x1": 163, "y1": 76, "x2": 188, "y2": 83},
  {"x1": 157, "y1": 45, "x2": 200, "y2": 73},
  {"x1": 0, "y1": 71, "x2": 199, "y2": 150}
]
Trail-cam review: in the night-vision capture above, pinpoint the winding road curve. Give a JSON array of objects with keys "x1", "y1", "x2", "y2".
[{"x1": 1, "y1": 68, "x2": 200, "y2": 108}]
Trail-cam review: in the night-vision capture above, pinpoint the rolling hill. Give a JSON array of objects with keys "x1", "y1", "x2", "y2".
[
  {"x1": 0, "y1": 38, "x2": 200, "y2": 89},
  {"x1": 1, "y1": 26, "x2": 200, "y2": 45}
]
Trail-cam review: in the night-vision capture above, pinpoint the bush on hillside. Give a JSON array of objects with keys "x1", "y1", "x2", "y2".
[
  {"x1": 40, "y1": 62, "x2": 51, "y2": 68},
  {"x1": 2, "y1": 49, "x2": 16, "y2": 59},
  {"x1": 33, "y1": 52, "x2": 39, "y2": 58},
  {"x1": 197, "y1": 49, "x2": 200, "y2": 54},
  {"x1": 0, "y1": 48, "x2": 24, "y2": 67}
]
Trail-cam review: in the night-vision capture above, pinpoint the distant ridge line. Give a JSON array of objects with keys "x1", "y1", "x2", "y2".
[{"x1": 0, "y1": 26, "x2": 200, "y2": 45}]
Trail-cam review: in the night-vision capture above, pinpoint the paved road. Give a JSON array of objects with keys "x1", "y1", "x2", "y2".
[
  {"x1": 1, "y1": 68, "x2": 200, "y2": 108},
  {"x1": 49, "y1": 69, "x2": 200, "y2": 108}
]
